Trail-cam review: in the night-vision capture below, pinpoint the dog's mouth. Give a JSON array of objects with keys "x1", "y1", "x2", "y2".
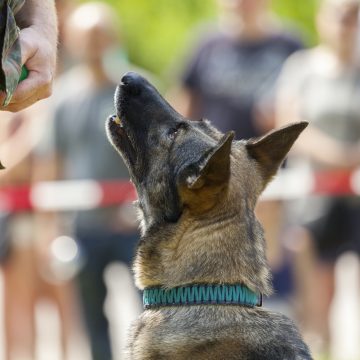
[
  {"x1": 107, "y1": 74, "x2": 152, "y2": 176},
  {"x1": 106, "y1": 71, "x2": 181, "y2": 179},
  {"x1": 106, "y1": 111, "x2": 137, "y2": 169},
  {"x1": 111, "y1": 114, "x2": 122, "y2": 126}
]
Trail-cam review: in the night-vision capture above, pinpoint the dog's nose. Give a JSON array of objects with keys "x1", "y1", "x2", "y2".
[{"x1": 121, "y1": 72, "x2": 143, "y2": 95}]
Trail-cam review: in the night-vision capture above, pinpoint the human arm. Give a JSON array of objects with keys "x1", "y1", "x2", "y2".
[
  {"x1": 276, "y1": 52, "x2": 360, "y2": 169},
  {"x1": 0, "y1": 0, "x2": 58, "y2": 112},
  {"x1": 167, "y1": 85, "x2": 201, "y2": 119}
]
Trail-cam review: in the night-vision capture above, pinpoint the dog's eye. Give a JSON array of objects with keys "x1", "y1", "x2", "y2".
[
  {"x1": 168, "y1": 128, "x2": 179, "y2": 140},
  {"x1": 168, "y1": 123, "x2": 186, "y2": 140}
]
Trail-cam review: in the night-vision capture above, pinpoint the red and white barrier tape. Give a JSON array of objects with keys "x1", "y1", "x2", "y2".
[
  {"x1": 0, "y1": 180, "x2": 137, "y2": 212},
  {"x1": 262, "y1": 168, "x2": 360, "y2": 200},
  {"x1": 0, "y1": 168, "x2": 359, "y2": 212}
]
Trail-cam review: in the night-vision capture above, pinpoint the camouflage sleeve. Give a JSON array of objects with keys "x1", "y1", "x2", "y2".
[{"x1": 0, "y1": 0, "x2": 25, "y2": 106}]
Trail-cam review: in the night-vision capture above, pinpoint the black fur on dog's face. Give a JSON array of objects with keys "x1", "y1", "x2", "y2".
[
  {"x1": 106, "y1": 72, "x2": 308, "y2": 235},
  {"x1": 106, "y1": 72, "x2": 234, "y2": 232}
]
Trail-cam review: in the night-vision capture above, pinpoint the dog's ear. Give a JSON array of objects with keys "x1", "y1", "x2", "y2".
[
  {"x1": 246, "y1": 122, "x2": 308, "y2": 184},
  {"x1": 178, "y1": 131, "x2": 234, "y2": 212},
  {"x1": 187, "y1": 131, "x2": 234, "y2": 189}
]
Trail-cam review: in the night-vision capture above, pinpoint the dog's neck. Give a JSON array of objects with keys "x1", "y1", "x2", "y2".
[{"x1": 133, "y1": 193, "x2": 273, "y2": 297}]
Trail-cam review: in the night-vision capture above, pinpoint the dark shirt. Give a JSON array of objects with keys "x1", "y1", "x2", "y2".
[
  {"x1": 53, "y1": 82, "x2": 130, "y2": 232},
  {"x1": 182, "y1": 30, "x2": 302, "y2": 139}
]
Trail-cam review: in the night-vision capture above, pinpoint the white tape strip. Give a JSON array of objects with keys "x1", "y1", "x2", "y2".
[
  {"x1": 261, "y1": 168, "x2": 314, "y2": 201},
  {"x1": 31, "y1": 180, "x2": 103, "y2": 210},
  {"x1": 350, "y1": 168, "x2": 360, "y2": 195},
  {"x1": 25, "y1": 167, "x2": 360, "y2": 211}
]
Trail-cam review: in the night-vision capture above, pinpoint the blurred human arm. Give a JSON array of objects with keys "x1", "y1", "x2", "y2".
[
  {"x1": 276, "y1": 51, "x2": 360, "y2": 169},
  {"x1": 253, "y1": 97, "x2": 276, "y2": 135},
  {"x1": 167, "y1": 85, "x2": 201, "y2": 119},
  {"x1": 0, "y1": 0, "x2": 58, "y2": 112}
]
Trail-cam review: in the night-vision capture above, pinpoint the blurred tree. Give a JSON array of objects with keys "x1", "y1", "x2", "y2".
[
  {"x1": 101, "y1": 0, "x2": 216, "y2": 76},
  {"x1": 272, "y1": 0, "x2": 319, "y2": 45},
  {"x1": 90, "y1": 0, "x2": 318, "y2": 76}
]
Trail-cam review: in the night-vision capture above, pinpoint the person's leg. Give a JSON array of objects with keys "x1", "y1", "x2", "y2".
[
  {"x1": 291, "y1": 197, "x2": 351, "y2": 356},
  {"x1": 311, "y1": 261, "x2": 335, "y2": 349},
  {"x1": 105, "y1": 231, "x2": 140, "y2": 357},
  {"x1": 290, "y1": 225, "x2": 335, "y2": 356},
  {"x1": 46, "y1": 280, "x2": 85, "y2": 359},
  {"x1": 76, "y1": 234, "x2": 112, "y2": 360},
  {"x1": 3, "y1": 245, "x2": 37, "y2": 360}
]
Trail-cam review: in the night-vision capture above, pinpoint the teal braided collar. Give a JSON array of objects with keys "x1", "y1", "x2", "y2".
[{"x1": 143, "y1": 284, "x2": 262, "y2": 309}]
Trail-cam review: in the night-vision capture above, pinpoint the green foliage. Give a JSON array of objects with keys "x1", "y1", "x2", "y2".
[
  {"x1": 103, "y1": 0, "x2": 216, "y2": 76},
  {"x1": 94, "y1": 0, "x2": 319, "y2": 76},
  {"x1": 272, "y1": 0, "x2": 319, "y2": 44}
]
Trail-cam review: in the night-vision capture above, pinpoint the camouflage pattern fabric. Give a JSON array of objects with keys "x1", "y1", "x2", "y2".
[{"x1": 0, "y1": 0, "x2": 25, "y2": 106}]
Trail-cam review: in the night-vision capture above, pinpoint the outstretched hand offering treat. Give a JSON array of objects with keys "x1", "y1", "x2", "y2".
[{"x1": 0, "y1": 0, "x2": 57, "y2": 112}]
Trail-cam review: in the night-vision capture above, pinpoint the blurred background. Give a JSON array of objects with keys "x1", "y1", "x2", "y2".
[{"x1": 1, "y1": 0, "x2": 360, "y2": 359}]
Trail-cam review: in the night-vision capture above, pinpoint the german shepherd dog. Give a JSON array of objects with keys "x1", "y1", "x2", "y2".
[{"x1": 106, "y1": 72, "x2": 312, "y2": 359}]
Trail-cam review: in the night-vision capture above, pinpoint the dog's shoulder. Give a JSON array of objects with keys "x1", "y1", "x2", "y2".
[{"x1": 126, "y1": 307, "x2": 312, "y2": 360}]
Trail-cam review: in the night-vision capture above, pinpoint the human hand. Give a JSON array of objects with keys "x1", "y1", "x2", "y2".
[
  {"x1": 253, "y1": 101, "x2": 276, "y2": 135},
  {"x1": 346, "y1": 143, "x2": 360, "y2": 169},
  {"x1": 0, "y1": 25, "x2": 56, "y2": 112}
]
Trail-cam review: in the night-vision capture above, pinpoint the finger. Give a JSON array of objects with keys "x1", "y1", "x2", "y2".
[
  {"x1": 8, "y1": 70, "x2": 52, "y2": 105},
  {"x1": 0, "y1": 65, "x2": 52, "y2": 112},
  {"x1": 0, "y1": 78, "x2": 38, "y2": 112},
  {"x1": 0, "y1": 92, "x2": 42, "y2": 112},
  {"x1": 0, "y1": 76, "x2": 50, "y2": 112}
]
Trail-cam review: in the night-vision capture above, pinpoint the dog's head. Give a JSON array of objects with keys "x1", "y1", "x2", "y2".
[{"x1": 106, "y1": 72, "x2": 307, "y2": 234}]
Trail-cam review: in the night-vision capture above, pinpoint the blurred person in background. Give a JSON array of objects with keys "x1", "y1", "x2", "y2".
[
  {"x1": 176, "y1": 0, "x2": 303, "y2": 137},
  {"x1": 0, "y1": 2, "x2": 83, "y2": 359},
  {"x1": 0, "y1": 110, "x2": 80, "y2": 359},
  {"x1": 174, "y1": 0, "x2": 303, "y2": 307},
  {"x1": 0, "y1": 111, "x2": 41, "y2": 360},
  {"x1": 35, "y1": 3, "x2": 142, "y2": 359},
  {"x1": 276, "y1": 0, "x2": 360, "y2": 356}
]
